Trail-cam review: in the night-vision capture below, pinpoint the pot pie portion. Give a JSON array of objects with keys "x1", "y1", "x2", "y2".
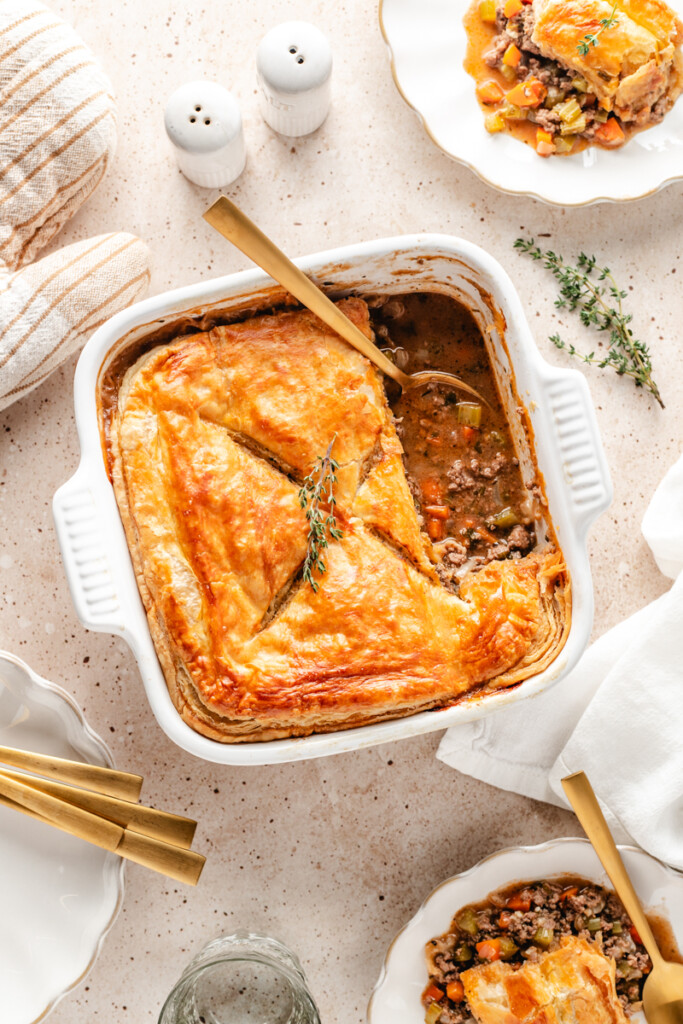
[
  {"x1": 423, "y1": 875, "x2": 672, "y2": 1022},
  {"x1": 461, "y1": 937, "x2": 628, "y2": 1023},
  {"x1": 465, "y1": 0, "x2": 683, "y2": 156},
  {"x1": 109, "y1": 296, "x2": 569, "y2": 742}
]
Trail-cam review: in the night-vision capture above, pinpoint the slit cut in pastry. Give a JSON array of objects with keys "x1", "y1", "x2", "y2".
[
  {"x1": 461, "y1": 936, "x2": 629, "y2": 1024},
  {"x1": 531, "y1": 0, "x2": 683, "y2": 122},
  {"x1": 109, "y1": 297, "x2": 570, "y2": 742}
]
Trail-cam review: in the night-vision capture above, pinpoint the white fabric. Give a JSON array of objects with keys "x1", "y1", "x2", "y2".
[
  {"x1": 437, "y1": 453, "x2": 683, "y2": 870},
  {"x1": 0, "y1": 0, "x2": 150, "y2": 410}
]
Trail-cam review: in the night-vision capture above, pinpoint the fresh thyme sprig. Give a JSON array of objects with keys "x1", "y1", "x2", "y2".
[
  {"x1": 298, "y1": 434, "x2": 343, "y2": 592},
  {"x1": 514, "y1": 238, "x2": 664, "y2": 408},
  {"x1": 577, "y1": 2, "x2": 618, "y2": 55}
]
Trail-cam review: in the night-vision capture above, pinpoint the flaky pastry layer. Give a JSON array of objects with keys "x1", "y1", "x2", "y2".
[
  {"x1": 109, "y1": 298, "x2": 570, "y2": 742},
  {"x1": 461, "y1": 936, "x2": 629, "y2": 1023},
  {"x1": 531, "y1": 0, "x2": 683, "y2": 120}
]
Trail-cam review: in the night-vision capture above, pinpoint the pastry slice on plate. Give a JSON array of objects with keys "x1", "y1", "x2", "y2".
[{"x1": 461, "y1": 935, "x2": 629, "y2": 1023}]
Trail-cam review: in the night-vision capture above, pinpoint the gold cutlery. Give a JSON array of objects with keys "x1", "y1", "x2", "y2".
[
  {"x1": 0, "y1": 772, "x2": 205, "y2": 886},
  {"x1": 0, "y1": 767, "x2": 196, "y2": 848},
  {"x1": 563, "y1": 771, "x2": 683, "y2": 1024},
  {"x1": 203, "y1": 195, "x2": 488, "y2": 404},
  {"x1": 0, "y1": 743, "x2": 142, "y2": 800}
]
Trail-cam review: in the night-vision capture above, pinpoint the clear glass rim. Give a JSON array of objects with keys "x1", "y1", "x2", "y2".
[{"x1": 158, "y1": 939, "x2": 320, "y2": 1024}]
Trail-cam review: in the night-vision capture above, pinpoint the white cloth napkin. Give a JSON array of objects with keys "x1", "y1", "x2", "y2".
[{"x1": 437, "y1": 453, "x2": 683, "y2": 870}]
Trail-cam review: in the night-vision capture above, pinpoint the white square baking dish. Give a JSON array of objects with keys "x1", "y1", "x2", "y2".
[{"x1": 53, "y1": 234, "x2": 612, "y2": 765}]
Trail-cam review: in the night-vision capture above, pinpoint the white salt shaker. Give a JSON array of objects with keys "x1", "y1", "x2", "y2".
[
  {"x1": 256, "y1": 22, "x2": 332, "y2": 137},
  {"x1": 164, "y1": 81, "x2": 246, "y2": 188}
]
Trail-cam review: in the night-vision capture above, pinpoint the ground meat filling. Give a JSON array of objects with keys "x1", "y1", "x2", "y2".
[
  {"x1": 477, "y1": 2, "x2": 677, "y2": 152},
  {"x1": 423, "y1": 878, "x2": 658, "y2": 1024}
]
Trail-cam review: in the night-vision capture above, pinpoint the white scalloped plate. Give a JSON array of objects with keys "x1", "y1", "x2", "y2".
[
  {"x1": 0, "y1": 651, "x2": 124, "y2": 1024},
  {"x1": 368, "y1": 837, "x2": 683, "y2": 1024},
  {"x1": 379, "y1": 0, "x2": 683, "y2": 205}
]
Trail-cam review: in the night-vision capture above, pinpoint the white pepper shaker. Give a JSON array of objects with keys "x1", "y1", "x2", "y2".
[
  {"x1": 164, "y1": 81, "x2": 246, "y2": 188},
  {"x1": 256, "y1": 22, "x2": 332, "y2": 137}
]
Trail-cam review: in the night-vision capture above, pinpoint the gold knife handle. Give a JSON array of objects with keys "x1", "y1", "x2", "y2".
[
  {"x1": 0, "y1": 768, "x2": 196, "y2": 849},
  {"x1": 0, "y1": 743, "x2": 142, "y2": 801},
  {"x1": 118, "y1": 830, "x2": 205, "y2": 886},
  {"x1": 0, "y1": 774, "x2": 204, "y2": 886},
  {"x1": 203, "y1": 195, "x2": 406, "y2": 386},
  {"x1": 562, "y1": 771, "x2": 663, "y2": 965}
]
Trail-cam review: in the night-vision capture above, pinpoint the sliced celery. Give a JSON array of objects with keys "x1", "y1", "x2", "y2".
[
  {"x1": 455, "y1": 943, "x2": 474, "y2": 962},
  {"x1": 554, "y1": 135, "x2": 575, "y2": 154},
  {"x1": 490, "y1": 507, "x2": 518, "y2": 529},
  {"x1": 555, "y1": 97, "x2": 582, "y2": 124},
  {"x1": 457, "y1": 402, "x2": 482, "y2": 427},
  {"x1": 587, "y1": 917, "x2": 602, "y2": 932},
  {"x1": 573, "y1": 77, "x2": 589, "y2": 92},
  {"x1": 425, "y1": 1002, "x2": 442, "y2": 1024},
  {"x1": 499, "y1": 936, "x2": 519, "y2": 959},
  {"x1": 561, "y1": 114, "x2": 586, "y2": 135},
  {"x1": 456, "y1": 907, "x2": 479, "y2": 935},
  {"x1": 501, "y1": 103, "x2": 526, "y2": 120},
  {"x1": 500, "y1": 63, "x2": 517, "y2": 82},
  {"x1": 533, "y1": 926, "x2": 554, "y2": 948}
]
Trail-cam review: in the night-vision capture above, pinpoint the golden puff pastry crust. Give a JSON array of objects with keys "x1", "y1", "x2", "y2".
[
  {"x1": 109, "y1": 298, "x2": 570, "y2": 742},
  {"x1": 461, "y1": 936, "x2": 629, "y2": 1024},
  {"x1": 531, "y1": 0, "x2": 683, "y2": 119}
]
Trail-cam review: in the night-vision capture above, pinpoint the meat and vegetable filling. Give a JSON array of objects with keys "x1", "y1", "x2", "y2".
[
  {"x1": 423, "y1": 877, "x2": 678, "y2": 1023},
  {"x1": 465, "y1": 0, "x2": 683, "y2": 156},
  {"x1": 370, "y1": 293, "x2": 538, "y2": 593}
]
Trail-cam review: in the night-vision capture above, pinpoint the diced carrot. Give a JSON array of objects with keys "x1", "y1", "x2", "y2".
[
  {"x1": 421, "y1": 476, "x2": 443, "y2": 504},
  {"x1": 503, "y1": 0, "x2": 523, "y2": 16},
  {"x1": 446, "y1": 980, "x2": 465, "y2": 1003},
  {"x1": 506, "y1": 893, "x2": 532, "y2": 912},
  {"x1": 502, "y1": 43, "x2": 522, "y2": 67},
  {"x1": 424, "y1": 983, "x2": 444, "y2": 1003},
  {"x1": 536, "y1": 128, "x2": 553, "y2": 145},
  {"x1": 498, "y1": 911, "x2": 512, "y2": 929},
  {"x1": 476, "y1": 938, "x2": 502, "y2": 961},
  {"x1": 426, "y1": 517, "x2": 445, "y2": 541},
  {"x1": 630, "y1": 925, "x2": 643, "y2": 946},
  {"x1": 506, "y1": 78, "x2": 547, "y2": 107},
  {"x1": 536, "y1": 140, "x2": 555, "y2": 157},
  {"x1": 558, "y1": 887, "x2": 578, "y2": 903},
  {"x1": 595, "y1": 117, "x2": 625, "y2": 146},
  {"x1": 476, "y1": 79, "x2": 505, "y2": 105},
  {"x1": 476, "y1": 524, "x2": 498, "y2": 545},
  {"x1": 462, "y1": 425, "x2": 477, "y2": 443},
  {"x1": 424, "y1": 505, "x2": 450, "y2": 519}
]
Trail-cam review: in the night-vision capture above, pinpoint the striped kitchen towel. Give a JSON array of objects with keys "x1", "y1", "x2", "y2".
[{"x1": 0, "y1": 0, "x2": 150, "y2": 411}]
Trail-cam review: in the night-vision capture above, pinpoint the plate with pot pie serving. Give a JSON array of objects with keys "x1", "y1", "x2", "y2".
[
  {"x1": 368, "y1": 838, "x2": 683, "y2": 1024},
  {"x1": 379, "y1": 0, "x2": 683, "y2": 204}
]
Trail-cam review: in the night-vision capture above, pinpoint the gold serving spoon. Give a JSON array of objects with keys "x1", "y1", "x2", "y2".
[
  {"x1": 563, "y1": 771, "x2": 683, "y2": 1024},
  {"x1": 203, "y1": 196, "x2": 487, "y2": 404}
]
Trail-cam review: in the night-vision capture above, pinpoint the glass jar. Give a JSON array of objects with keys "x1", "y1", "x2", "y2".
[{"x1": 158, "y1": 931, "x2": 321, "y2": 1024}]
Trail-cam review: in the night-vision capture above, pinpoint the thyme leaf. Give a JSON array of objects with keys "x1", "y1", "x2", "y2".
[
  {"x1": 577, "y1": 3, "x2": 618, "y2": 55},
  {"x1": 514, "y1": 238, "x2": 663, "y2": 408},
  {"x1": 298, "y1": 434, "x2": 343, "y2": 592}
]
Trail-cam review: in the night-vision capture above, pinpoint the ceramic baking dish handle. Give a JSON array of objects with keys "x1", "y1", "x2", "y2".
[
  {"x1": 540, "y1": 368, "x2": 613, "y2": 538},
  {"x1": 53, "y1": 461, "x2": 136, "y2": 636}
]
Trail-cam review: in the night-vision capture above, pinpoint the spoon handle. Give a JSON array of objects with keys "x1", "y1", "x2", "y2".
[
  {"x1": 203, "y1": 196, "x2": 404, "y2": 385},
  {"x1": 562, "y1": 771, "x2": 663, "y2": 966}
]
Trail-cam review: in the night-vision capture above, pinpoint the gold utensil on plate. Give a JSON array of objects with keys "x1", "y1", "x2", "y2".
[
  {"x1": 0, "y1": 767, "x2": 196, "y2": 849},
  {"x1": 203, "y1": 195, "x2": 487, "y2": 404},
  {"x1": 0, "y1": 743, "x2": 142, "y2": 800},
  {"x1": 0, "y1": 770, "x2": 204, "y2": 885},
  {"x1": 563, "y1": 771, "x2": 683, "y2": 1024}
]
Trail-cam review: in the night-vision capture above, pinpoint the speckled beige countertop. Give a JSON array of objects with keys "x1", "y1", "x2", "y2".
[{"x1": 1, "y1": 0, "x2": 681, "y2": 1021}]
